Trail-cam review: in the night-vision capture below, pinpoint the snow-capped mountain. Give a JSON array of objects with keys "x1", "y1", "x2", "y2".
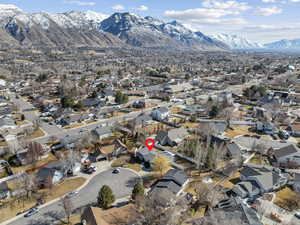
[
  {"x1": 0, "y1": 5, "x2": 227, "y2": 50},
  {"x1": 265, "y1": 38, "x2": 300, "y2": 50},
  {"x1": 100, "y1": 13, "x2": 228, "y2": 50},
  {"x1": 0, "y1": 4, "x2": 122, "y2": 48},
  {"x1": 211, "y1": 34, "x2": 264, "y2": 49},
  {"x1": 0, "y1": 4, "x2": 23, "y2": 20}
]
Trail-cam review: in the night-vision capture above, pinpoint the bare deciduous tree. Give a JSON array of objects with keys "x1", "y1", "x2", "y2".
[
  {"x1": 61, "y1": 196, "x2": 73, "y2": 224},
  {"x1": 26, "y1": 141, "x2": 44, "y2": 166}
]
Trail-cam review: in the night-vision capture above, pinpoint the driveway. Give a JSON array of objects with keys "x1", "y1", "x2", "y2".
[{"x1": 5, "y1": 168, "x2": 140, "y2": 225}]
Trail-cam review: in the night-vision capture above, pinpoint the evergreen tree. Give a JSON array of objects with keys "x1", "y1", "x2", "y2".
[
  {"x1": 132, "y1": 182, "x2": 144, "y2": 201},
  {"x1": 97, "y1": 185, "x2": 115, "y2": 209}
]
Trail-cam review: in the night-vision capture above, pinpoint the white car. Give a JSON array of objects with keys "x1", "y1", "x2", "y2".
[{"x1": 66, "y1": 191, "x2": 79, "y2": 198}]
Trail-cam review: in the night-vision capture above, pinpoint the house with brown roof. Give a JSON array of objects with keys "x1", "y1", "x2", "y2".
[{"x1": 81, "y1": 204, "x2": 138, "y2": 225}]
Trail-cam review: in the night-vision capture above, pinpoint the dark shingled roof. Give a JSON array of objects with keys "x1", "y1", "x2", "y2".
[
  {"x1": 240, "y1": 167, "x2": 261, "y2": 177},
  {"x1": 163, "y1": 169, "x2": 189, "y2": 186},
  {"x1": 274, "y1": 144, "x2": 299, "y2": 159}
]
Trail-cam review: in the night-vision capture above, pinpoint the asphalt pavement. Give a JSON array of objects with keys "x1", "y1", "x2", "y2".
[{"x1": 5, "y1": 168, "x2": 140, "y2": 225}]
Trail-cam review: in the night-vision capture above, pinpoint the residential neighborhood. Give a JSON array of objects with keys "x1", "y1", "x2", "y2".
[{"x1": 0, "y1": 2, "x2": 300, "y2": 225}]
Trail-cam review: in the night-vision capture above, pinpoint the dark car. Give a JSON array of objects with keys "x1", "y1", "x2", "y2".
[
  {"x1": 295, "y1": 212, "x2": 300, "y2": 219},
  {"x1": 112, "y1": 168, "x2": 120, "y2": 174},
  {"x1": 82, "y1": 166, "x2": 94, "y2": 174}
]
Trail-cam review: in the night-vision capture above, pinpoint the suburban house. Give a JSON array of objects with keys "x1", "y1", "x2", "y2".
[
  {"x1": 155, "y1": 127, "x2": 189, "y2": 147},
  {"x1": 226, "y1": 142, "x2": 242, "y2": 160},
  {"x1": 150, "y1": 169, "x2": 189, "y2": 197},
  {"x1": 255, "y1": 121, "x2": 278, "y2": 135},
  {"x1": 0, "y1": 117, "x2": 16, "y2": 130},
  {"x1": 131, "y1": 113, "x2": 152, "y2": 129},
  {"x1": 151, "y1": 107, "x2": 169, "y2": 121},
  {"x1": 181, "y1": 105, "x2": 208, "y2": 117},
  {"x1": 0, "y1": 181, "x2": 9, "y2": 200},
  {"x1": 58, "y1": 114, "x2": 89, "y2": 127},
  {"x1": 135, "y1": 147, "x2": 173, "y2": 168},
  {"x1": 83, "y1": 98, "x2": 103, "y2": 108},
  {"x1": 163, "y1": 83, "x2": 194, "y2": 94},
  {"x1": 287, "y1": 123, "x2": 300, "y2": 137},
  {"x1": 272, "y1": 144, "x2": 300, "y2": 167},
  {"x1": 55, "y1": 134, "x2": 81, "y2": 150},
  {"x1": 216, "y1": 197, "x2": 263, "y2": 225},
  {"x1": 81, "y1": 204, "x2": 138, "y2": 225},
  {"x1": 91, "y1": 126, "x2": 113, "y2": 140},
  {"x1": 132, "y1": 100, "x2": 146, "y2": 109},
  {"x1": 36, "y1": 161, "x2": 80, "y2": 186},
  {"x1": 293, "y1": 173, "x2": 300, "y2": 193},
  {"x1": 232, "y1": 167, "x2": 287, "y2": 199}
]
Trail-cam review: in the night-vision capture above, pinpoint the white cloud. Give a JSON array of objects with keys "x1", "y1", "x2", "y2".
[
  {"x1": 63, "y1": 0, "x2": 96, "y2": 6},
  {"x1": 164, "y1": 7, "x2": 248, "y2": 25},
  {"x1": 261, "y1": 0, "x2": 279, "y2": 3},
  {"x1": 255, "y1": 6, "x2": 282, "y2": 16},
  {"x1": 289, "y1": 0, "x2": 300, "y2": 2},
  {"x1": 202, "y1": 0, "x2": 251, "y2": 11},
  {"x1": 136, "y1": 5, "x2": 148, "y2": 11},
  {"x1": 112, "y1": 4, "x2": 125, "y2": 11},
  {"x1": 164, "y1": 0, "x2": 251, "y2": 26},
  {"x1": 241, "y1": 23, "x2": 300, "y2": 43}
]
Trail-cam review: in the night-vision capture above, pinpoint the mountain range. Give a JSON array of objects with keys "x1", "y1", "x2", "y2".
[{"x1": 0, "y1": 4, "x2": 299, "y2": 51}]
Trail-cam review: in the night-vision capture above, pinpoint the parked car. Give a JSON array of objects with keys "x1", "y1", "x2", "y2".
[
  {"x1": 66, "y1": 191, "x2": 79, "y2": 198},
  {"x1": 112, "y1": 168, "x2": 120, "y2": 174},
  {"x1": 24, "y1": 208, "x2": 38, "y2": 217},
  {"x1": 90, "y1": 166, "x2": 96, "y2": 172}
]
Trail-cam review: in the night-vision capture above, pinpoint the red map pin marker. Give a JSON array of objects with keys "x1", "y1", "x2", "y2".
[{"x1": 145, "y1": 138, "x2": 155, "y2": 151}]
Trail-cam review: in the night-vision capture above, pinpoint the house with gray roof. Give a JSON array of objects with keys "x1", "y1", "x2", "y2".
[
  {"x1": 0, "y1": 182, "x2": 10, "y2": 200},
  {"x1": 232, "y1": 166, "x2": 287, "y2": 199},
  {"x1": 131, "y1": 113, "x2": 153, "y2": 128},
  {"x1": 91, "y1": 126, "x2": 113, "y2": 140},
  {"x1": 293, "y1": 173, "x2": 300, "y2": 193},
  {"x1": 272, "y1": 144, "x2": 300, "y2": 167},
  {"x1": 151, "y1": 169, "x2": 189, "y2": 197},
  {"x1": 135, "y1": 147, "x2": 173, "y2": 168},
  {"x1": 217, "y1": 197, "x2": 263, "y2": 225},
  {"x1": 155, "y1": 127, "x2": 189, "y2": 147},
  {"x1": 226, "y1": 142, "x2": 242, "y2": 159},
  {"x1": 151, "y1": 107, "x2": 169, "y2": 121},
  {"x1": 0, "y1": 117, "x2": 16, "y2": 130}
]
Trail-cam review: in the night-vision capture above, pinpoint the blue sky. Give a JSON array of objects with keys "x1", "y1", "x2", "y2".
[{"x1": 2, "y1": 0, "x2": 300, "y2": 43}]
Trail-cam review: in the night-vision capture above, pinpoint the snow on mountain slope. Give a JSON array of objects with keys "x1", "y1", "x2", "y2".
[
  {"x1": 211, "y1": 33, "x2": 264, "y2": 49},
  {"x1": 100, "y1": 13, "x2": 228, "y2": 50},
  {"x1": 265, "y1": 38, "x2": 300, "y2": 50},
  {"x1": 0, "y1": 4, "x2": 23, "y2": 19}
]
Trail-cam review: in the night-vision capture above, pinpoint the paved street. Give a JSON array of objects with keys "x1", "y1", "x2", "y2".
[{"x1": 4, "y1": 168, "x2": 140, "y2": 225}]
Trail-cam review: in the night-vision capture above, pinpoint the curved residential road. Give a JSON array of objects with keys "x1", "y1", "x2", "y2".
[{"x1": 5, "y1": 168, "x2": 141, "y2": 225}]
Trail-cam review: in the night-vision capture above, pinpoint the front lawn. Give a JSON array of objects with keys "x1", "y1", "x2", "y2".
[
  {"x1": 25, "y1": 128, "x2": 45, "y2": 140},
  {"x1": 274, "y1": 187, "x2": 300, "y2": 211},
  {"x1": 111, "y1": 155, "x2": 141, "y2": 172},
  {"x1": 11, "y1": 153, "x2": 58, "y2": 174},
  {"x1": 0, "y1": 177, "x2": 86, "y2": 223}
]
